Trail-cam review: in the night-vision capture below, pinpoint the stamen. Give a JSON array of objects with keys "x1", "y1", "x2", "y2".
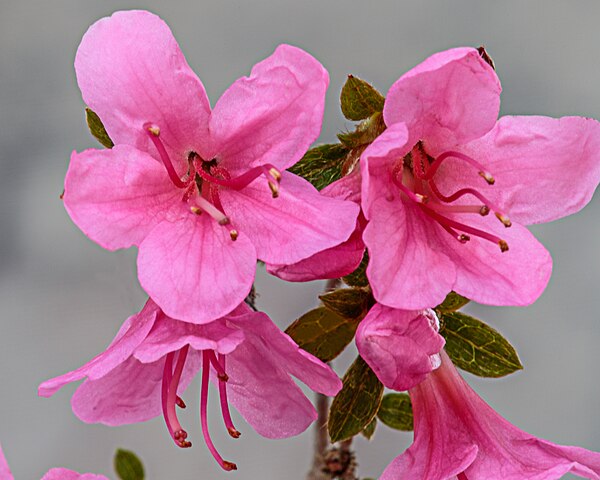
[
  {"x1": 495, "y1": 212, "x2": 512, "y2": 228},
  {"x1": 194, "y1": 158, "x2": 281, "y2": 192},
  {"x1": 217, "y1": 354, "x2": 241, "y2": 439},
  {"x1": 425, "y1": 203, "x2": 490, "y2": 216},
  {"x1": 201, "y1": 352, "x2": 237, "y2": 471},
  {"x1": 144, "y1": 123, "x2": 189, "y2": 189},
  {"x1": 193, "y1": 196, "x2": 230, "y2": 225},
  {"x1": 176, "y1": 396, "x2": 186, "y2": 409},
  {"x1": 161, "y1": 352, "x2": 175, "y2": 437},
  {"x1": 207, "y1": 351, "x2": 229, "y2": 381},
  {"x1": 391, "y1": 173, "x2": 428, "y2": 204},
  {"x1": 435, "y1": 219, "x2": 471, "y2": 244},
  {"x1": 267, "y1": 167, "x2": 282, "y2": 182},
  {"x1": 424, "y1": 150, "x2": 495, "y2": 185},
  {"x1": 229, "y1": 230, "x2": 238, "y2": 241},
  {"x1": 162, "y1": 348, "x2": 192, "y2": 448},
  {"x1": 268, "y1": 181, "x2": 280, "y2": 198}
]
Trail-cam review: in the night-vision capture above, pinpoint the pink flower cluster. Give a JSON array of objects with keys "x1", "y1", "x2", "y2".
[{"x1": 36, "y1": 9, "x2": 600, "y2": 479}]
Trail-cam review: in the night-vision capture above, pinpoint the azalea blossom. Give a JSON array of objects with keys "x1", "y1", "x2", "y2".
[
  {"x1": 0, "y1": 444, "x2": 107, "y2": 480},
  {"x1": 38, "y1": 299, "x2": 342, "y2": 471},
  {"x1": 380, "y1": 351, "x2": 600, "y2": 480},
  {"x1": 64, "y1": 10, "x2": 358, "y2": 324},
  {"x1": 362, "y1": 47, "x2": 600, "y2": 310}
]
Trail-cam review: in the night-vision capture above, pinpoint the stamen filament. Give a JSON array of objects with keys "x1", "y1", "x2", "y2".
[
  {"x1": 144, "y1": 123, "x2": 189, "y2": 189},
  {"x1": 194, "y1": 158, "x2": 280, "y2": 191},
  {"x1": 207, "y1": 351, "x2": 229, "y2": 381},
  {"x1": 161, "y1": 352, "x2": 175, "y2": 437},
  {"x1": 425, "y1": 150, "x2": 495, "y2": 185},
  {"x1": 166, "y1": 346, "x2": 191, "y2": 448},
  {"x1": 425, "y1": 203, "x2": 490, "y2": 216},
  {"x1": 392, "y1": 173, "x2": 428, "y2": 203},
  {"x1": 193, "y1": 196, "x2": 230, "y2": 225},
  {"x1": 217, "y1": 354, "x2": 241, "y2": 438},
  {"x1": 201, "y1": 352, "x2": 237, "y2": 471}
]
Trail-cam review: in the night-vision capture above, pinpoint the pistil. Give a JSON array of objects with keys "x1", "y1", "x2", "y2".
[{"x1": 144, "y1": 123, "x2": 189, "y2": 189}]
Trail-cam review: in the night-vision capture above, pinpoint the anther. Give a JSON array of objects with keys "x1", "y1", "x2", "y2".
[
  {"x1": 479, "y1": 171, "x2": 495, "y2": 185},
  {"x1": 176, "y1": 396, "x2": 186, "y2": 409},
  {"x1": 498, "y1": 240, "x2": 509, "y2": 252},
  {"x1": 229, "y1": 230, "x2": 238, "y2": 241},
  {"x1": 222, "y1": 462, "x2": 238, "y2": 471},
  {"x1": 190, "y1": 206, "x2": 202, "y2": 215},
  {"x1": 269, "y1": 167, "x2": 282, "y2": 182},
  {"x1": 269, "y1": 182, "x2": 280, "y2": 198},
  {"x1": 495, "y1": 212, "x2": 512, "y2": 228},
  {"x1": 458, "y1": 234, "x2": 470, "y2": 243},
  {"x1": 480, "y1": 206, "x2": 490, "y2": 216},
  {"x1": 228, "y1": 427, "x2": 241, "y2": 439},
  {"x1": 147, "y1": 125, "x2": 161, "y2": 137},
  {"x1": 219, "y1": 217, "x2": 230, "y2": 226},
  {"x1": 415, "y1": 193, "x2": 428, "y2": 204}
]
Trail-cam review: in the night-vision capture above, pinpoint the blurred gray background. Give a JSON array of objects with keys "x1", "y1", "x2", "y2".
[{"x1": 1, "y1": 1, "x2": 599, "y2": 478}]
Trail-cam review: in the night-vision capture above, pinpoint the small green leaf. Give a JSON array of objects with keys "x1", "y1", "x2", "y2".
[
  {"x1": 319, "y1": 287, "x2": 371, "y2": 319},
  {"x1": 340, "y1": 75, "x2": 385, "y2": 121},
  {"x1": 328, "y1": 355, "x2": 384, "y2": 443},
  {"x1": 85, "y1": 108, "x2": 114, "y2": 148},
  {"x1": 337, "y1": 112, "x2": 386, "y2": 149},
  {"x1": 436, "y1": 291, "x2": 470, "y2": 313},
  {"x1": 114, "y1": 449, "x2": 145, "y2": 480},
  {"x1": 342, "y1": 251, "x2": 369, "y2": 287},
  {"x1": 377, "y1": 393, "x2": 413, "y2": 431},
  {"x1": 361, "y1": 417, "x2": 377, "y2": 440},
  {"x1": 286, "y1": 307, "x2": 360, "y2": 362},
  {"x1": 289, "y1": 143, "x2": 349, "y2": 191},
  {"x1": 440, "y1": 311, "x2": 523, "y2": 378}
]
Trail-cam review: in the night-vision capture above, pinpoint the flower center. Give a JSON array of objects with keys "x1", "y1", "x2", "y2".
[
  {"x1": 161, "y1": 345, "x2": 239, "y2": 471},
  {"x1": 144, "y1": 123, "x2": 281, "y2": 241},
  {"x1": 392, "y1": 142, "x2": 511, "y2": 252}
]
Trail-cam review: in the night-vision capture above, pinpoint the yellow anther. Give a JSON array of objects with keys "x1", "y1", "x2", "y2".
[
  {"x1": 269, "y1": 167, "x2": 282, "y2": 182},
  {"x1": 147, "y1": 125, "x2": 161, "y2": 137},
  {"x1": 495, "y1": 212, "x2": 512, "y2": 228},
  {"x1": 190, "y1": 206, "x2": 202, "y2": 215},
  {"x1": 415, "y1": 193, "x2": 428, "y2": 204},
  {"x1": 229, "y1": 229, "x2": 238, "y2": 241},
  {"x1": 479, "y1": 206, "x2": 490, "y2": 216},
  {"x1": 269, "y1": 182, "x2": 279, "y2": 198},
  {"x1": 479, "y1": 171, "x2": 495, "y2": 185},
  {"x1": 498, "y1": 240, "x2": 509, "y2": 252}
]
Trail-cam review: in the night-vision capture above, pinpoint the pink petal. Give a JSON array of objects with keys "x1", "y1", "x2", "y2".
[
  {"x1": 459, "y1": 115, "x2": 600, "y2": 225},
  {"x1": 210, "y1": 44, "x2": 328, "y2": 173},
  {"x1": 42, "y1": 470, "x2": 108, "y2": 480},
  {"x1": 64, "y1": 146, "x2": 182, "y2": 250},
  {"x1": 38, "y1": 300, "x2": 159, "y2": 397},
  {"x1": 219, "y1": 172, "x2": 359, "y2": 265},
  {"x1": 441, "y1": 214, "x2": 552, "y2": 307},
  {"x1": 133, "y1": 313, "x2": 244, "y2": 363},
  {"x1": 356, "y1": 306, "x2": 445, "y2": 391},
  {"x1": 383, "y1": 47, "x2": 501, "y2": 154},
  {"x1": 364, "y1": 197, "x2": 457, "y2": 310},
  {"x1": 0, "y1": 445, "x2": 13, "y2": 480},
  {"x1": 75, "y1": 10, "x2": 211, "y2": 161},
  {"x1": 71, "y1": 352, "x2": 201, "y2": 426},
  {"x1": 137, "y1": 213, "x2": 256, "y2": 324}
]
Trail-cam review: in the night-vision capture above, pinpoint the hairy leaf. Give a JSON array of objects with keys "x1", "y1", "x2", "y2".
[
  {"x1": 340, "y1": 75, "x2": 385, "y2": 121},
  {"x1": 337, "y1": 112, "x2": 386, "y2": 149},
  {"x1": 114, "y1": 449, "x2": 145, "y2": 480},
  {"x1": 319, "y1": 287, "x2": 371, "y2": 319},
  {"x1": 377, "y1": 393, "x2": 413, "y2": 431},
  {"x1": 361, "y1": 417, "x2": 377, "y2": 440},
  {"x1": 289, "y1": 143, "x2": 349, "y2": 191},
  {"x1": 328, "y1": 355, "x2": 384, "y2": 443},
  {"x1": 436, "y1": 291, "x2": 470, "y2": 313},
  {"x1": 86, "y1": 108, "x2": 114, "y2": 148},
  {"x1": 342, "y1": 251, "x2": 369, "y2": 287},
  {"x1": 285, "y1": 307, "x2": 360, "y2": 362},
  {"x1": 440, "y1": 311, "x2": 523, "y2": 378}
]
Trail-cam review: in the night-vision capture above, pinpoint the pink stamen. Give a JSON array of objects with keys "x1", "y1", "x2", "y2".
[
  {"x1": 207, "y1": 351, "x2": 229, "y2": 381},
  {"x1": 424, "y1": 150, "x2": 495, "y2": 185},
  {"x1": 201, "y1": 352, "x2": 237, "y2": 471},
  {"x1": 192, "y1": 196, "x2": 230, "y2": 225},
  {"x1": 391, "y1": 170, "x2": 428, "y2": 204},
  {"x1": 162, "y1": 347, "x2": 192, "y2": 448},
  {"x1": 144, "y1": 123, "x2": 189, "y2": 189},
  {"x1": 161, "y1": 352, "x2": 175, "y2": 437},
  {"x1": 217, "y1": 354, "x2": 241, "y2": 438},
  {"x1": 194, "y1": 158, "x2": 280, "y2": 191},
  {"x1": 425, "y1": 203, "x2": 490, "y2": 216}
]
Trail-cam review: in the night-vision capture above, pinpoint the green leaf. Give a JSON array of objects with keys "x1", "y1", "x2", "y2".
[
  {"x1": 361, "y1": 417, "x2": 377, "y2": 440},
  {"x1": 114, "y1": 449, "x2": 145, "y2": 480},
  {"x1": 328, "y1": 355, "x2": 384, "y2": 442},
  {"x1": 289, "y1": 143, "x2": 349, "y2": 191},
  {"x1": 337, "y1": 112, "x2": 386, "y2": 149},
  {"x1": 440, "y1": 311, "x2": 523, "y2": 378},
  {"x1": 377, "y1": 393, "x2": 413, "y2": 431},
  {"x1": 319, "y1": 287, "x2": 371, "y2": 319},
  {"x1": 340, "y1": 75, "x2": 385, "y2": 121},
  {"x1": 85, "y1": 108, "x2": 114, "y2": 148},
  {"x1": 285, "y1": 307, "x2": 360, "y2": 362},
  {"x1": 436, "y1": 291, "x2": 470, "y2": 313},
  {"x1": 342, "y1": 251, "x2": 369, "y2": 287}
]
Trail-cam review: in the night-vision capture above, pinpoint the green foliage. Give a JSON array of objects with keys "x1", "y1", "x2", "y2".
[
  {"x1": 319, "y1": 287, "x2": 371, "y2": 319},
  {"x1": 328, "y1": 355, "x2": 384, "y2": 443},
  {"x1": 340, "y1": 75, "x2": 385, "y2": 121},
  {"x1": 436, "y1": 291, "x2": 470, "y2": 313},
  {"x1": 440, "y1": 311, "x2": 523, "y2": 378},
  {"x1": 377, "y1": 393, "x2": 413, "y2": 431},
  {"x1": 85, "y1": 108, "x2": 114, "y2": 148},
  {"x1": 114, "y1": 449, "x2": 145, "y2": 480},
  {"x1": 337, "y1": 112, "x2": 386, "y2": 149},
  {"x1": 285, "y1": 307, "x2": 360, "y2": 362},
  {"x1": 289, "y1": 143, "x2": 349, "y2": 191},
  {"x1": 361, "y1": 417, "x2": 377, "y2": 440},
  {"x1": 342, "y1": 251, "x2": 369, "y2": 288}
]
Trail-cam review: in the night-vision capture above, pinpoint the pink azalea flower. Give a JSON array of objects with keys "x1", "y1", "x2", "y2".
[
  {"x1": 64, "y1": 10, "x2": 358, "y2": 324},
  {"x1": 38, "y1": 299, "x2": 342, "y2": 471},
  {"x1": 381, "y1": 350, "x2": 600, "y2": 480},
  {"x1": 355, "y1": 306, "x2": 445, "y2": 391},
  {"x1": 362, "y1": 47, "x2": 600, "y2": 310},
  {"x1": 0, "y1": 444, "x2": 108, "y2": 480}
]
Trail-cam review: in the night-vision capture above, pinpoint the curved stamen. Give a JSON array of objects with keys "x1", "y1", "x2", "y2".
[
  {"x1": 425, "y1": 203, "x2": 490, "y2": 216},
  {"x1": 217, "y1": 354, "x2": 241, "y2": 438},
  {"x1": 168, "y1": 346, "x2": 191, "y2": 448},
  {"x1": 391, "y1": 171, "x2": 428, "y2": 204},
  {"x1": 144, "y1": 123, "x2": 189, "y2": 189},
  {"x1": 194, "y1": 158, "x2": 280, "y2": 191},
  {"x1": 201, "y1": 351, "x2": 237, "y2": 471},
  {"x1": 207, "y1": 351, "x2": 228, "y2": 381},
  {"x1": 424, "y1": 150, "x2": 495, "y2": 185},
  {"x1": 191, "y1": 196, "x2": 230, "y2": 225},
  {"x1": 161, "y1": 352, "x2": 175, "y2": 438},
  {"x1": 423, "y1": 207, "x2": 509, "y2": 252}
]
